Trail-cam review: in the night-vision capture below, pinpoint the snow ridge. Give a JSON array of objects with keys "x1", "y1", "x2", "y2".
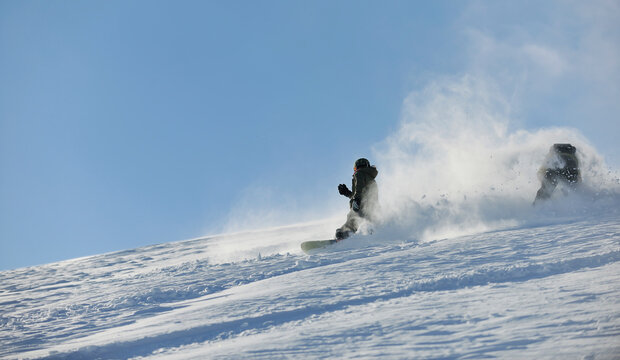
[
  {"x1": 26, "y1": 249, "x2": 620, "y2": 359},
  {"x1": 3, "y1": 215, "x2": 619, "y2": 359}
]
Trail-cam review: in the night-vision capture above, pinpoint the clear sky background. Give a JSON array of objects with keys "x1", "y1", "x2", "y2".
[{"x1": 1, "y1": 0, "x2": 619, "y2": 270}]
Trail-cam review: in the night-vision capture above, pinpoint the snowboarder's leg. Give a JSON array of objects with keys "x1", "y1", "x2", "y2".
[
  {"x1": 534, "y1": 170, "x2": 558, "y2": 204},
  {"x1": 335, "y1": 211, "x2": 360, "y2": 240},
  {"x1": 561, "y1": 168, "x2": 581, "y2": 192}
]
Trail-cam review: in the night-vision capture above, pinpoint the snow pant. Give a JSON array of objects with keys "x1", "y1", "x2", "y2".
[
  {"x1": 534, "y1": 168, "x2": 580, "y2": 203},
  {"x1": 335, "y1": 210, "x2": 363, "y2": 240}
]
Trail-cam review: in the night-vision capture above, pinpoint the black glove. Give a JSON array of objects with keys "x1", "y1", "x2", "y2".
[{"x1": 338, "y1": 184, "x2": 352, "y2": 197}]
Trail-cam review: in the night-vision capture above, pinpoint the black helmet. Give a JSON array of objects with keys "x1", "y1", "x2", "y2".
[{"x1": 354, "y1": 158, "x2": 371, "y2": 170}]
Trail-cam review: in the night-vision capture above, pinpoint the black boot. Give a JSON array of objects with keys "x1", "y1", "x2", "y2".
[{"x1": 335, "y1": 228, "x2": 351, "y2": 240}]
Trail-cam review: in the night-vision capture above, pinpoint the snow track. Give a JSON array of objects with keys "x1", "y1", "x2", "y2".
[{"x1": 1, "y1": 216, "x2": 619, "y2": 359}]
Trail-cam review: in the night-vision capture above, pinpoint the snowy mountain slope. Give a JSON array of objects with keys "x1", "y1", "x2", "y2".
[{"x1": 2, "y1": 211, "x2": 619, "y2": 359}]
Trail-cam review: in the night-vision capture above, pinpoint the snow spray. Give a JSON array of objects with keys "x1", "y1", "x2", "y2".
[
  {"x1": 205, "y1": 75, "x2": 620, "y2": 263},
  {"x1": 373, "y1": 75, "x2": 620, "y2": 242}
]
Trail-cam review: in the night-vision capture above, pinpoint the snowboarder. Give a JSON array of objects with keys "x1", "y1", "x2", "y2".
[
  {"x1": 533, "y1": 143, "x2": 581, "y2": 204},
  {"x1": 335, "y1": 158, "x2": 379, "y2": 240}
]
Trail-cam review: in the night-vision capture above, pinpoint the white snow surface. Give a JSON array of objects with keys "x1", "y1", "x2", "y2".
[{"x1": 2, "y1": 196, "x2": 620, "y2": 359}]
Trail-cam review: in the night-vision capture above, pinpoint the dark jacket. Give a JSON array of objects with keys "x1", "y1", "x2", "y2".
[
  {"x1": 538, "y1": 143, "x2": 581, "y2": 184},
  {"x1": 348, "y1": 166, "x2": 379, "y2": 218}
]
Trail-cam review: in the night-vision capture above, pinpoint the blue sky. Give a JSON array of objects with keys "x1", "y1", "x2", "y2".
[{"x1": 1, "y1": 1, "x2": 618, "y2": 270}]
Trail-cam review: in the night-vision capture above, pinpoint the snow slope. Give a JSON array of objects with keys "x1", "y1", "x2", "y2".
[{"x1": 1, "y1": 205, "x2": 619, "y2": 359}]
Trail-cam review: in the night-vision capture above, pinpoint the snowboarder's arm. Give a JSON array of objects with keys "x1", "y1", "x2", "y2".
[
  {"x1": 351, "y1": 172, "x2": 366, "y2": 202},
  {"x1": 338, "y1": 184, "x2": 352, "y2": 198}
]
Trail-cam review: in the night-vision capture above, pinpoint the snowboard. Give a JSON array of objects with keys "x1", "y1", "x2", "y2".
[{"x1": 301, "y1": 239, "x2": 339, "y2": 253}]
